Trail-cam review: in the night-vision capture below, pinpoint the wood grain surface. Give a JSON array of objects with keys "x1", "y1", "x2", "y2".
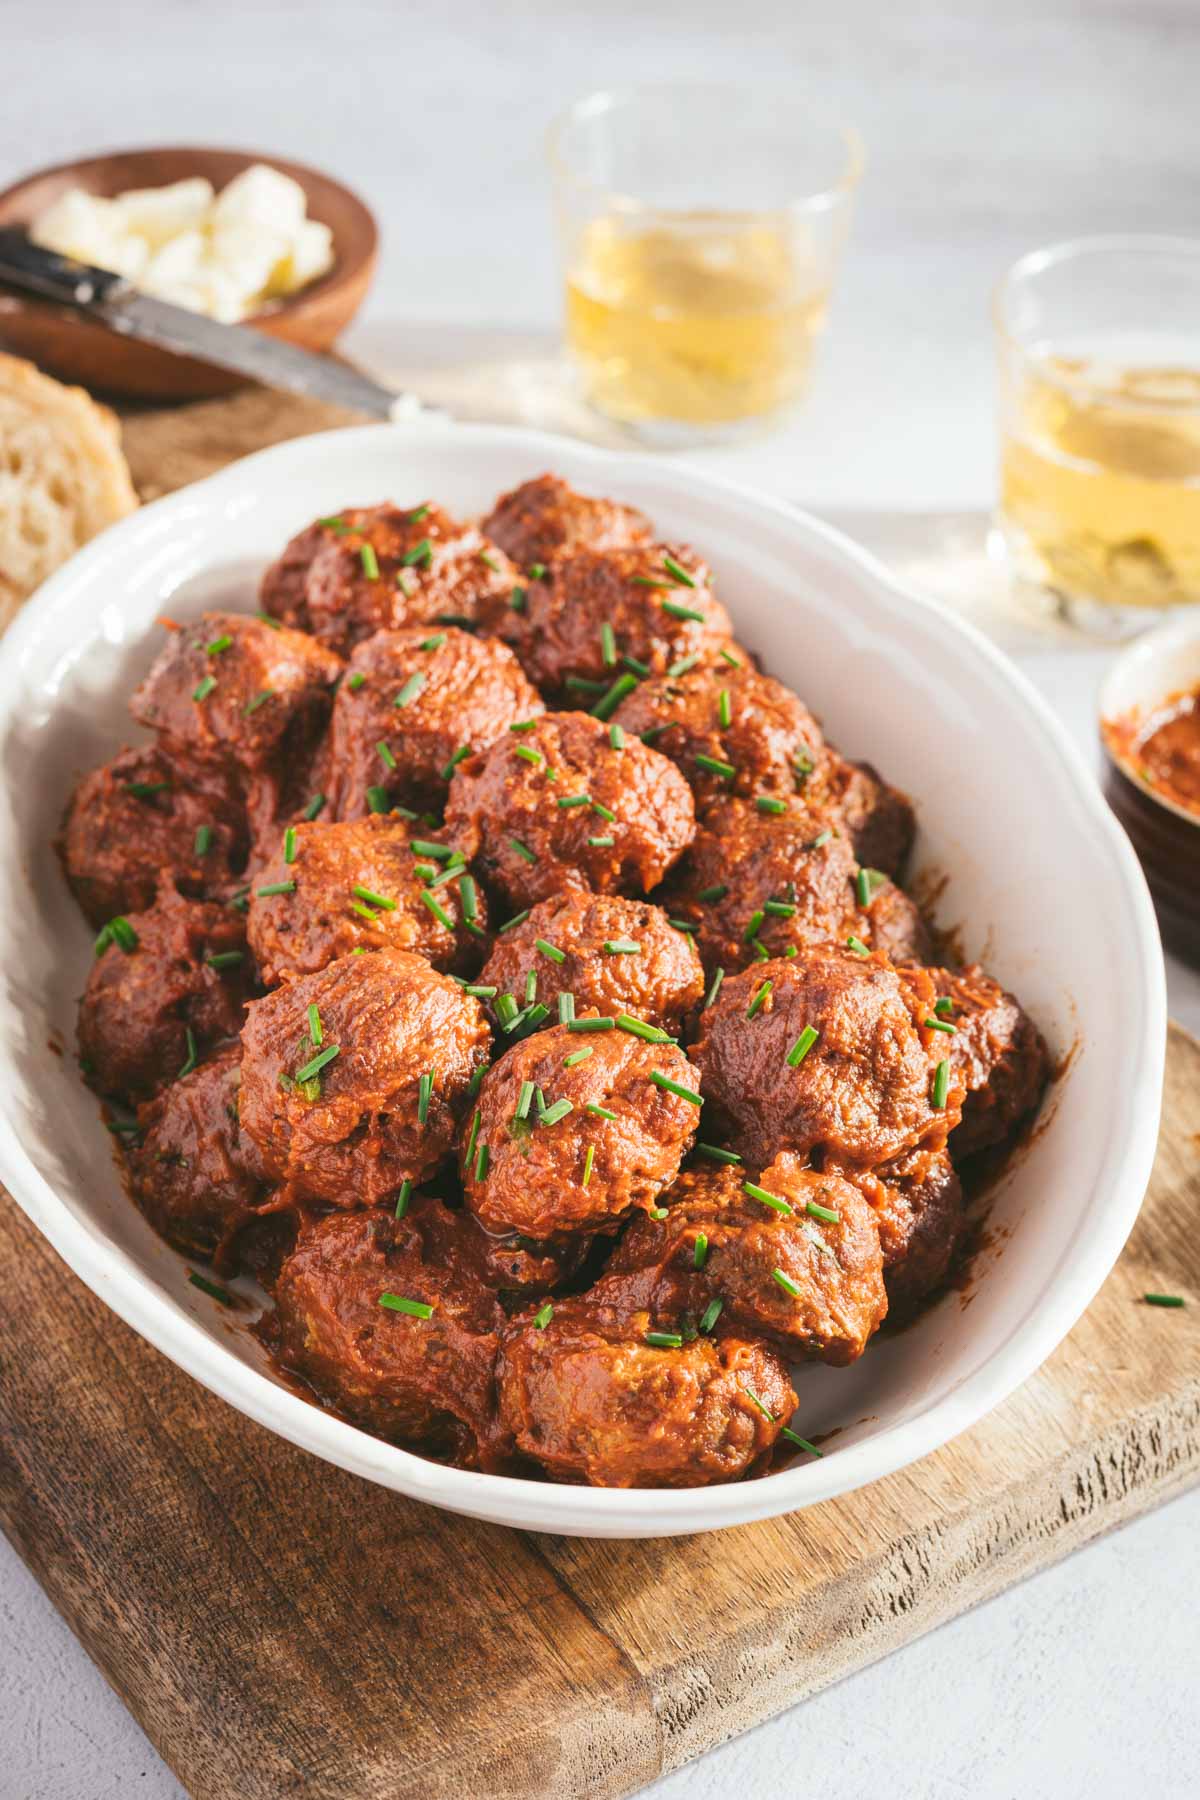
[{"x1": 0, "y1": 394, "x2": 1195, "y2": 1799}]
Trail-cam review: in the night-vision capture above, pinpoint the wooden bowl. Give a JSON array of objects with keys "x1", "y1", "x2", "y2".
[{"x1": 0, "y1": 146, "x2": 378, "y2": 401}]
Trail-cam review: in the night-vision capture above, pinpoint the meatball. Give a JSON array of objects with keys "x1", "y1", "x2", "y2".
[
  {"x1": 274, "y1": 1207, "x2": 504, "y2": 1467},
  {"x1": 497, "y1": 1294, "x2": 795, "y2": 1487},
  {"x1": 691, "y1": 946, "x2": 962, "y2": 1170},
  {"x1": 259, "y1": 502, "x2": 518, "y2": 652},
  {"x1": 78, "y1": 883, "x2": 250, "y2": 1103},
  {"x1": 813, "y1": 754, "x2": 916, "y2": 879},
  {"x1": 925, "y1": 965, "x2": 1049, "y2": 1158},
  {"x1": 239, "y1": 948, "x2": 491, "y2": 1206},
  {"x1": 127, "y1": 1044, "x2": 269, "y2": 1262},
  {"x1": 611, "y1": 655, "x2": 826, "y2": 811},
  {"x1": 607, "y1": 1152, "x2": 887, "y2": 1364},
  {"x1": 402, "y1": 1190, "x2": 589, "y2": 1300},
  {"x1": 321, "y1": 625, "x2": 544, "y2": 819},
  {"x1": 460, "y1": 1020, "x2": 701, "y2": 1238},
  {"x1": 58, "y1": 742, "x2": 247, "y2": 927},
  {"x1": 846, "y1": 1146, "x2": 964, "y2": 1319},
  {"x1": 131, "y1": 611, "x2": 342, "y2": 781},
  {"x1": 444, "y1": 711, "x2": 695, "y2": 910},
  {"x1": 481, "y1": 473, "x2": 652, "y2": 571},
  {"x1": 246, "y1": 813, "x2": 486, "y2": 985},
  {"x1": 479, "y1": 892, "x2": 704, "y2": 1036},
  {"x1": 864, "y1": 873, "x2": 934, "y2": 966},
  {"x1": 491, "y1": 544, "x2": 733, "y2": 700}
]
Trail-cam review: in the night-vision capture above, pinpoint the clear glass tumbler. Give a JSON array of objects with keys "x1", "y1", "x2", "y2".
[
  {"x1": 995, "y1": 235, "x2": 1200, "y2": 636},
  {"x1": 547, "y1": 84, "x2": 862, "y2": 446}
]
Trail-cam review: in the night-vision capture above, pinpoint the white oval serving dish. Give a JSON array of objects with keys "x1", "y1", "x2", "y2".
[{"x1": 0, "y1": 421, "x2": 1165, "y2": 1537}]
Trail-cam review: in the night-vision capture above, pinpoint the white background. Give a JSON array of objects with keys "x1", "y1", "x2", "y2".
[{"x1": 2, "y1": 2, "x2": 1199, "y2": 1795}]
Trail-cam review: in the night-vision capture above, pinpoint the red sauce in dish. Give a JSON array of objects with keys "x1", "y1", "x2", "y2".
[{"x1": 1105, "y1": 683, "x2": 1200, "y2": 817}]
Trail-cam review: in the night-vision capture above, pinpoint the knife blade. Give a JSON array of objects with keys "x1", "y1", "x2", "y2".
[{"x1": 0, "y1": 228, "x2": 419, "y2": 420}]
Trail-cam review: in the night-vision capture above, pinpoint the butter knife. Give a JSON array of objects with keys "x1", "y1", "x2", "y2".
[{"x1": 0, "y1": 228, "x2": 417, "y2": 419}]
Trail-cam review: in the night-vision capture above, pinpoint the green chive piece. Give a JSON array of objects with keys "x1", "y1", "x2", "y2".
[
  {"x1": 1144, "y1": 1293, "x2": 1186, "y2": 1307},
  {"x1": 588, "y1": 835, "x2": 615, "y2": 848},
  {"x1": 352, "y1": 884, "x2": 397, "y2": 912},
  {"x1": 590, "y1": 799, "x2": 616, "y2": 823},
  {"x1": 125, "y1": 779, "x2": 170, "y2": 799},
  {"x1": 419, "y1": 632, "x2": 447, "y2": 651},
  {"x1": 640, "y1": 725, "x2": 669, "y2": 743},
  {"x1": 474, "y1": 1140, "x2": 490, "y2": 1181},
  {"x1": 698, "y1": 883, "x2": 728, "y2": 904},
  {"x1": 622, "y1": 653, "x2": 651, "y2": 677},
  {"x1": 935, "y1": 996, "x2": 955, "y2": 1015},
  {"x1": 695, "y1": 752, "x2": 736, "y2": 779},
  {"x1": 401, "y1": 537, "x2": 433, "y2": 568},
  {"x1": 408, "y1": 503, "x2": 430, "y2": 523},
  {"x1": 295, "y1": 1043, "x2": 340, "y2": 1083},
  {"x1": 513, "y1": 744, "x2": 545, "y2": 769},
  {"x1": 704, "y1": 967, "x2": 725, "y2": 1009},
  {"x1": 693, "y1": 1233, "x2": 709, "y2": 1269},
  {"x1": 794, "y1": 752, "x2": 815, "y2": 778},
  {"x1": 440, "y1": 744, "x2": 471, "y2": 781},
  {"x1": 394, "y1": 672, "x2": 427, "y2": 710},
  {"x1": 536, "y1": 937, "x2": 566, "y2": 964},
  {"x1": 591, "y1": 672, "x2": 639, "y2": 720},
  {"x1": 533, "y1": 1302, "x2": 553, "y2": 1329},
  {"x1": 661, "y1": 598, "x2": 705, "y2": 622},
  {"x1": 586, "y1": 1102, "x2": 617, "y2": 1120},
  {"x1": 528, "y1": 562, "x2": 547, "y2": 580},
  {"x1": 478, "y1": 549, "x2": 502, "y2": 572},
  {"x1": 564, "y1": 1045, "x2": 593, "y2": 1067},
  {"x1": 558, "y1": 992, "x2": 576, "y2": 1023},
  {"x1": 508, "y1": 836, "x2": 537, "y2": 865},
  {"x1": 668, "y1": 653, "x2": 700, "y2": 679},
  {"x1": 699, "y1": 1297, "x2": 723, "y2": 1332},
  {"x1": 307, "y1": 1003, "x2": 322, "y2": 1046},
  {"x1": 566, "y1": 675, "x2": 608, "y2": 695},
  {"x1": 610, "y1": 723, "x2": 626, "y2": 749},
  {"x1": 630, "y1": 575, "x2": 666, "y2": 589},
  {"x1": 718, "y1": 688, "x2": 732, "y2": 728},
  {"x1": 205, "y1": 949, "x2": 243, "y2": 970},
  {"x1": 741, "y1": 1386, "x2": 776, "y2": 1422},
  {"x1": 603, "y1": 939, "x2": 641, "y2": 956},
  {"x1": 806, "y1": 1197, "x2": 840, "y2": 1224},
  {"x1": 242, "y1": 689, "x2": 274, "y2": 717},
  {"x1": 456, "y1": 874, "x2": 477, "y2": 923},
  {"x1": 649, "y1": 1070, "x2": 702, "y2": 1106},
  {"x1": 787, "y1": 1026, "x2": 819, "y2": 1068},
  {"x1": 746, "y1": 979, "x2": 772, "y2": 1020},
  {"x1": 925, "y1": 1016, "x2": 958, "y2": 1034},
  {"x1": 427, "y1": 853, "x2": 468, "y2": 889},
  {"x1": 499, "y1": 909, "x2": 531, "y2": 933},
  {"x1": 193, "y1": 823, "x2": 213, "y2": 857},
  {"x1": 360, "y1": 542, "x2": 380, "y2": 580},
  {"x1": 617, "y1": 1013, "x2": 670, "y2": 1042},
  {"x1": 346, "y1": 671, "x2": 367, "y2": 692},
  {"x1": 582, "y1": 1144, "x2": 595, "y2": 1187},
  {"x1": 318, "y1": 516, "x2": 347, "y2": 531},
  {"x1": 377, "y1": 740, "x2": 398, "y2": 771},
  {"x1": 379, "y1": 1293, "x2": 434, "y2": 1320},
  {"x1": 932, "y1": 1059, "x2": 950, "y2": 1110},
  {"x1": 540, "y1": 1098, "x2": 574, "y2": 1127},
  {"x1": 281, "y1": 826, "x2": 297, "y2": 865},
  {"x1": 756, "y1": 796, "x2": 788, "y2": 815},
  {"x1": 464, "y1": 984, "x2": 497, "y2": 998},
  {"x1": 781, "y1": 1428, "x2": 823, "y2": 1456},
  {"x1": 495, "y1": 993, "x2": 520, "y2": 1028},
  {"x1": 808, "y1": 828, "x2": 833, "y2": 850},
  {"x1": 178, "y1": 1027, "x2": 198, "y2": 1079},
  {"x1": 644, "y1": 1331, "x2": 683, "y2": 1349},
  {"x1": 509, "y1": 585, "x2": 527, "y2": 612},
  {"x1": 205, "y1": 633, "x2": 232, "y2": 655},
  {"x1": 395, "y1": 1178, "x2": 413, "y2": 1219},
  {"x1": 257, "y1": 880, "x2": 295, "y2": 897},
  {"x1": 420, "y1": 890, "x2": 455, "y2": 930},
  {"x1": 524, "y1": 969, "x2": 538, "y2": 1005},
  {"x1": 349, "y1": 900, "x2": 378, "y2": 922},
  {"x1": 697, "y1": 1142, "x2": 742, "y2": 1165},
  {"x1": 567, "y1": 1016, "x2": 614, "y2": 1033},
  {"x1": 661, "y1": 554, "x2": 697, "y2": 588},
  {"x1": 516, "y1": 1080, "x2": 536, "y2": 1122},
  {"x1": 772, "y1": 1268, "x2": 803, "y2": 1298},
  {"x1": 189, "y1": 1271, "x2": 235, "y2": 1306},
  {"x1": 744, "y1": 1181, "x2": 793, "y2": 1216},
  {"x1": 465, "y1": 1107, "x2": 482, "y2": 1165},
  {"x1": 743, "y1": 909, "x2": 766, "y2": 942},
  {"x1": 468, "y1": 1062, "x2": 487, "y2": 1097},
  {"x1": 846, "y1": 935, "x2": 870, "y2": 956},
  {"x1": 411, "y1": 838, "x2": 454, "y2": 861},
  {"x1": 557, "y1": 793, "x2": 591, "y2": 809},
  {"x1": 192, "y1": 674, "x2": 217, "y2": 702},
  {"x1": 856, "y1": 866, "x2": 887, "y2": 906},
  {"x1": 417, "y1": 1069, "x2": 435, "y2": 1125},
  {"x1": 600, "y1": 621, "x2": 617, "y2": 667},
  {"x1": 765, "y1": 900, "x2": 796, "y2": 918},
  {"x1": 303, "y1": 792, "x2": 326, "y2": 822}
]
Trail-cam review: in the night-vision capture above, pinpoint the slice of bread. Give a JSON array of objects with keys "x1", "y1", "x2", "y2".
[{"x1": 0, "y1": 352, "x2": 138, "y2": 629}]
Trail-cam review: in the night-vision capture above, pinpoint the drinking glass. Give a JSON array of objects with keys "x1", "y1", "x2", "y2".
[
  {"x1": 547, "y1": 84, "x2": 862, "y2": 446},
  {"x1": 995, "y1": 236, "x2": 1200, "y2": 636}
]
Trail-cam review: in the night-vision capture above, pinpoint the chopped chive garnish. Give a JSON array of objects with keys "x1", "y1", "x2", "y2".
[
  {"x1": 661, "y1": 598, "x2": 705, "y2": 623},
  {"x1": 295, "y1": 1043, "x2": 340, "y2": 1083},
  {"x1": 669, "y1": 918, "x2": 697, "y2": 934},
  {"x1": 806, "y1": 1197, "x2": 840, "y2": 1224},
  {"x1": 495, "y1": 992, "x2": 519, "y2": 1027},
  {"x1": 395, "y1": 1178, "x2": 413, "y2": 1219},
  {"x1": 509, "y1": 718, "x2": 539, "y2": 733},
  {"x1": 781, "y1": 1428, "x2": 823, "y2": 1456},
  {"x1": 697, "y1": 1142, "x2": 741, "y2": 1164},
  {"x1": 417, "y1": 1069, "x2": 435, "y2": 1125},
  {"x1": 756, "y1": 795, "x2": 788, "y2": 815},
  {"x1": 516, "y1": 1080, "x2": 536, "y2": 1122},
  {"x1": 564, "y1": 1045, "x2": 592, "y2": 1067},
  {"x1": 622, "y1": 653, "x2": 651, "y2": 677},
  {"x1": 630, "y1": 575, "x2": 666, "y2": 589},
  {"x1": 192, "y1": 823, "x2": 212, "y2": 858},
  {"x1": 226, "y1": 884, "x2": 250, "y2": 912},
  {"x1": 352, "y1": 884, "x2": 397, "y2": 912},
  {"x1": 478, "y1": 549, "x2": 502, "y2": 572},
  {"x1": 189, "y1": 1271, "x2": 234, "y2": 1306},
  {"x1": 856, "y1": 866, "x2": 887, "y2": 905},
  {"x1": 787, "y1": 1026, "x2": 819, "y2": 1067},
  {"x1": 408, "y1": 503, "x2": 430, "y2": 523},
  {"x1": 744, "y1": 1181, "x2": 792, "y2": 1216},
  {"x1": 380, "y1": 1293, "x2": 434, "y2": 1320},
  {"x1": 419, "y1": 632, "x2": 447, "y2": 651},
  {"x1": 427, "y1": 854, "x2": 468, "y2": 889},
  {"x1": 586, "y1": 1103, "x2": 617, "y2": 1120},
  {"x1": 600, "y1": 622, "x2": 617, "y2": 667},
  {"x1": 307, "y1": 1003, "x2": 322, "y2": 1046},
  {"x1": 935, "y1": 996, "x2": 955, "y2": 1015},
  {"x1": 765, "y1": 900, "x2": 795, "y2": 917},
  {"x1": 750, "y1": 938, "x2": 770, "y2": 961},
  {"x1": 603, "y1": 939, "x2": 641, "y2": 955},
  {"x1": 318, "y1": 515, "x2": 347, "y2": 531},
  {"x1": 698, "y1": 883, "x2": 728, "y2": 905},
  {"x1": 559, "y1": 992, "x2": 576, "y2": 1023},
  {"x1": 528, "y1": 562, "x2": 547, "y2": 580},
  {"x1": 693, "y1": 1233, "x2": 709, "y2": 1269},
  {"x1": 535, "y1": 937, "x2": 566, "y2": 964},
  {"x1": 932, "y1": 1059, "x2": 950, "y2": 1110},
  {"x1": 205, "y1": 949, "x2": 243, "y2": 970},
  {"x1": 303, "y1": 793, "x2": 326, "y2": 824},
  {"x1": 609, "y1": 722, "x2": 626, "y2": 749},
  {"x1": 591, "y1": 672, "x2": 639, "y2": 720},
  {"x1": 644, "y1": 1331, "x2": 683, "y2": 1349},
  {"x1": 772, "y1": 1268, "x2": 803, "y2": 1298},
  {"x1": 557, "y1": 792, "x2": 591, "y2": 809},
  {"x1": 192, "y1": 674, "x2": 217, "y2": 702},
  {"x1": 588, "y1": 835, "x2": 615, "y2": 848},
  {"x1": 566, "y1": 675, "x2": 608, "y2": 694},
  {"x1": 509, "y1": 836, "x2": 537, "y2": 864},
  {"x1": 401, "y1": 537, "x2": 433, "y2": 568},
  {"x1": 1144, "y1": 1293, "x2": 1185, "y2": 1307},
  {"x1": 924, "y1": 1016, "x2": 958, "y2": 1034},
  {"x1": 533, "y1": 1302, "x2": 553, "y2": 1329},
  {"x1": 567, "y1": 1016, "x2": 614, "y2": 1033},
  {"x1": 205, "y1": 633, "x2": 232, "y2": 655},
  {"x1": 668, "y1": 653, "x2": 700, "y2": 678},
  {"x1": 524, "y1": 969, "x2": 538, "y2": 1005},
  {"x1": 743, "y1": 909, "x2": 766, "y2": 942},
  {"x1": 717, "y1": 688, "x2": 732, "y2": 728},
  {"x1": 590, "y1": 799, "x2": 616, "y2": 822},
  {"x1": 719, "y1": 647, "x2": 743, "y2": 668},
  {"x1": 540, "y1": 1098, "x2": 574, "y2": 1127},
  {"x1": 695, "y1": 753, "x2": 736, "y2": 779},
  {"x1": 661, "y1": 554, "x2": 697, "y2": 588},
  {"x1": 360, "y1": 543, "x2": 380, "y2": 580},
  {"x1": 742, "y1": 1387, "x2": 776, "y2": 1422},
  {"x1": 474, "y1": 1141, "x2": 489, "y2": 1181},
  {"x1": 704, "y1": 967, "x2": 725, "y2": 1009},
  {"x1": 464, "y1": 984, "x2": 497, "y2": 998},
  {"x1": 465, "y1": 1107, "x2": 482, "y2": 1165},
  {"x1": 617, "y1": 1013, "x2": 669, "y2": 1041},
  {"x1": 649, "y1": 1070, "x2": 702, "y2": 1106},
  {"x1": 459, "y1": 874, "x2": 478, "y2": 923},
  {"x1": 282, "y1": 826, "x2": 297, "y2": 865},
  {"x1": 411, "y1": 839, "x2": 454, "y2": 860},
  {"x1": 440, "y1": 745, "x2": 471, "y2": 781},
  {"x1": 746, "y1": 979, "x2": 772, "y2": 1019},
  {"x1": 699, "y1": 1297, "x2": 723, "y2": 1333},
  {"x1": 846, "y1": 934, "x2": 870, "y2": 956},
  {"x1": 509, "y1": 585, "x2": 527, "y2": 613},
  {"x1": 346, "y1": 671, "x2": 367, "y2": 692},
  {"x1": 257, "y1": 880, "x2": 295, "y2": 897},
  {"x1": 420, "y1": 890, "x2": 455, "y2": 930},
  {"x1": 640, "y1": 725, "x2": 668, "y2": 743},
  {"x1": 582, "y1": 1143, "x2": 595, "y2": 1186},
  {"x1": 178, "y1": 1027, "x2": 198, "y2": 1079},
  {"x1": 242, "y1": 689, "x2": 274, "y2": 716},
  {"x1": 350, "y1": 900, "x2": 379, "y2": 922},
  {"x1": 499, "y1": 909, "x2": 531, "y2": 933},
  {"x1": 394, "y1": 671, "x2": 427, "y2": 710},
  {"x1": 377, "y1": 741, "x2": 397, "y2": 771},
  {"x1": 794, "y1": 752, "x2": 815, "y2": 778},
  {"x1": 125, "y1": 779, "x2": 169, "y2": 798},
  {"x1": 513, "y1": 744, "x2": 545, "y2": 768}
]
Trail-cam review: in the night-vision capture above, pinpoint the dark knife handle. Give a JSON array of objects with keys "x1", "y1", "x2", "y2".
[{"x1": 0, "y1": 228, "x2": 130, "y2": 306}]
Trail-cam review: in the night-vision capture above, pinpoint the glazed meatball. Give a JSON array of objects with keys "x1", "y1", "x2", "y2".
[
  {"x1": 691, "y1": 946, "x2": 961, "y2": 1170},
  {"x1": 78, "y1": 883, "x2": 250, "y2": 1103},
  {"x1": 612, "y1": 655, "x2": 826, "y2": 811},
  {"x1": 482, "y1": 473, "x2": 652, "y2": 571},
  {"x1": 127, "y1": 1044, "x2": 269, "y2": 1261},
  {"x1": 607, "y1": 1152, "x2": 887, "y2": 1365},
  {"x1": 864, "y1": 873, "x2": 934, "y2": 966},
  {"x1": 321, "y1": 625, "x2": 544, "y2": 819},
  {"x1": 846, "y1": 1146, "x2": 964, "y2": 1319},
  {"x1": 497, "y1": 1294, "x2": 794, "y2": 1487},
  {"x1": 925, "y1": 965, "x2": 1050, "y2": 1158},
  {"x1": 444, "y1": 711, "x2": 695, "y2": 910},
  {"x1": 274, "y1": 1207, "x2": 504, "y2": 1467},
  {"x1": 239, "y1": 948, "x2": 491, "y2": 1206},
  {"x1": 460, "y1": 1020, "x2": 701, "y2": 1239},
  {"x1": 402, "y1": 1190, "x2": 589, "y2": 1300},
  {"x1": 131, "y1": 611, "x2": 341, "y2": 782},
  {"x1": 259, "y1": 502, "x2": 518, "y2": 652},
  {"x1": 246, "y1": 813, "x2": 486, "y2": 985},
  {"x1": 58, "y1": 743, "x2": 247, "y2": 927},
  {"x1": 813, "y1": 754, "x2": 916, "y2": 879},
  {"x1": 479, "y1": 893, "x2": 704, "y2": 1036},
  {"x1": 492, "y1": 544, "x2": 733, "y2": 700}
]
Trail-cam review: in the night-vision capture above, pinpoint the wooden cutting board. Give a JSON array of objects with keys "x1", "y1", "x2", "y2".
[{"x1": 1, "y1": 392, "x2": 1197, "y2": 1800}]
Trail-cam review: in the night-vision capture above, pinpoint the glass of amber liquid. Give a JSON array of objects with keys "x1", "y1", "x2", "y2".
[
  {"x1": 996, "y1": 237, "x2": 1200, "y2": 635},
  {"x1": 547, "y1": 85, "x2": 862, "y2": 445}
]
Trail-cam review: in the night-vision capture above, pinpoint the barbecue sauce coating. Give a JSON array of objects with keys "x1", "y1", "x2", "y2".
[
  {"x1": 78, "y1": 882, "x2": 250, "y2": 1103},
  {"x1": 482, "y1": 473, "x2": 653, "y2": 571},
  {"x1": 811, "y1": 755, "x2": 917, "y2": 879},
  {"x1": 843, "y1": 1145, "x2": 965, "y2": 1320},
  {"x1": 239, "y1": 948, "x2": 491, "y2": 1206},
  {"x1": 247, "y1": 813, "x2": 486, "y2": 984},
  {"x1": 605, "y1": 1153, "x2": 888, "y2": 1366},
  {"x1": 497, "y1": 1293, "x2": 795, "y2": 1487},
  {"x1": 460, "y1": 1021, "x2": 700, "y2": 1239},
  {"x1": 321, "y1": 624, "x2": 543, "y2": 818},
  {"x1": 924, "y1": 965, "x2": 1050, "y2": 1159},
  {"x1": 479, "y1": 892, "x2": 705, "y2": 1036},
  {"x1": 259, "y1": 502, "x2": 518, "y2": 652},
  {"x1": 444, "y1": 710, "x2": 695, "y2": 908}
]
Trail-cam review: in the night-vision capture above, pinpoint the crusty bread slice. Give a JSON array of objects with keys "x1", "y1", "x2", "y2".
[{"x1": 0, "y1": 352, "x2": 138, "y2": 629}]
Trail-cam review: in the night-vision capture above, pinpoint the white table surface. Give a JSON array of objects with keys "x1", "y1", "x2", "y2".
[{"x1": 3, "y1": 2, "x2": 1199, "y2": 1794}]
